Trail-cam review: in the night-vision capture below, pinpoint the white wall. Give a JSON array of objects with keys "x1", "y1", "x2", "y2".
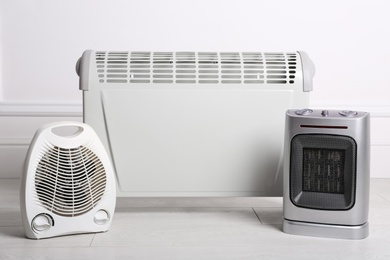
[{"x1": 1, "y1": 0, "x2": 389, "y2": 178}]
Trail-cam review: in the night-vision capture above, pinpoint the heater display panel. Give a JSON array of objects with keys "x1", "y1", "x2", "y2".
[{"x1": 302, "y1": 148, "x2": 345, "y2": 194}]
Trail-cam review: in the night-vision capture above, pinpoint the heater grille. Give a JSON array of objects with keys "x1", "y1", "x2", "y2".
[
  {"x1": 290, "y1": 134, "x2": 357, "y2": 210},
  {"x1": 34, "y1": 145, "x2": 106, "y2": 217},
  {"x1": 302, "y1": 148, "x2": 346, "y2": 194},
  {"x1": 95, "y1": 51, "x2": 297, "y2": 84}
]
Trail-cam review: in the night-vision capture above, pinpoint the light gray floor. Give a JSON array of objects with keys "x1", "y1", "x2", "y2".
[{"x1": 1, "y1": 179, "x2": 390, "y2": 259}]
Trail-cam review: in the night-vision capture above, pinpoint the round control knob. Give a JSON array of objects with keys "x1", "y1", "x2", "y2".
[
  {"x1": 295, "y1": 109, "x2": 313, "y2": 116},
  {"x1": 321, "y1": 110, "x2": 329, "y2": 117},
  {"x1": 94, "y1": 210, "x2": 110, "y2": 225},
  {"x1": 339, "y1": 110, "x2": 358, "y2": 117},
  {"x1": 32, "y1": 214, "x2": 52, "y2": 233}
]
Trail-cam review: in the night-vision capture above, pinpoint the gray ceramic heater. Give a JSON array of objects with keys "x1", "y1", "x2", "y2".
[{"x1": 283, "y1": 109, "x2": 370, "y2": 239}]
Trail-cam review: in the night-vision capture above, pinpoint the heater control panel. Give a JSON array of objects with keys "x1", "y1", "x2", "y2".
[{"x1": 292, "y1": 109, "x2": 364, "y2": 118}]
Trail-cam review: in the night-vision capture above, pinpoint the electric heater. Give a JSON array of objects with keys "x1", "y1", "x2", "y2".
[
  {"x1": 283, "y1": 109, "x2": 370, "y2": 239},
  {"x1": 77, "y1": 50, "x2": 315, "y2": 197},
  {"x1": 20, "y1": 122, "x2": 116, "y2": 239}
]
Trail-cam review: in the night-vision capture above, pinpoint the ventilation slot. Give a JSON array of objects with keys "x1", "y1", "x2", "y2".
[
  {"x1": 175, "y1": 52, "x2": 196, "y2": 84},
  {"x1": 265, "y1": 53, "x2": 296, "y2": 84},
  {"x1": 220, "y1": 53, "x2": 241, "y2": 84},
  {"x1": 198, "y1": 52, "x2": 219, "y2": 84},
  {"x1": 95, "y1": 51, "x2": 297, "y2": 85},
  {"x1": 242, "y1": 52, "x2": 264, "y2": 84},
  {"x1": 130, "y1": 52, "x2": 151, "y2": 83},
  {"x1": 152, "y1": 52, "x2": 173, "y2": 84},
  {"x1": 34, "y1": 145, "x2": 106, "y2": 217}
]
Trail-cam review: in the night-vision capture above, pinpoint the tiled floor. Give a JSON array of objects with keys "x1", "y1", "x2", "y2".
[{"x1": 1, "y1": 179, "x2": 390, "y2": 259}]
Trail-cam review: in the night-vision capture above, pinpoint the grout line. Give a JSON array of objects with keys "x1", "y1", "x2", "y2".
[
  {"x1": 375, "y1": 193, "x2": 390, "y2": 204},
  {"x1": 252, "y1": 208, "x2": 263, "y2": 224},
  {"x1": 89, "y1": 234, "x2": 96, "y2": 247}
]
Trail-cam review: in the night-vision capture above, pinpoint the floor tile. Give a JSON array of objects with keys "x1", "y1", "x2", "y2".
[
  {"x1": 0, "y1": 207, "x2": 22, "y2": 227},
  {"x1": 111, "y1": 207, "x2": 262, "y2": 227},
  {"x1": 116, "y1": 196, "x2": 283, "y2": 208},
  {"x1": 369, "y1": 206, "x2": 390, "y2": 226},
  {"x1": 253, "y1": 207, "x2": 283, "y2": 224},
  {"x1": 92, "y1": 207, "x2": 270, "y2": 247},
  {"x1": 370, "y1": 193, "x2": 390, "y2": 208},
  {"x1": 0, "y1": 227, "x2": 94, "y2": 248},
  {"x1": 0, "y1": 179, "x2": 20, "y2": 209},
  {"x1": 371, "y1": 178, "x2": 390, "y2": 202},
  {"x1": 1, "y1": 178, "x2": 390, "y2": 259}
]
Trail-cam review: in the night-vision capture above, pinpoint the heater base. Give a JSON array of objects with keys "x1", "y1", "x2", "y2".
[{"x1": 282, "y1": 219, "x2": 369, "y2": 240}]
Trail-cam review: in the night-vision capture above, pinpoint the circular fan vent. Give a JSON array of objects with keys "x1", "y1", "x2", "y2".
[{"x1": 35, "y1": 145, "x2": 107, "y2": 217}]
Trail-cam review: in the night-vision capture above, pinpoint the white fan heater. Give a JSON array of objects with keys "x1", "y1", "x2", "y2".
[
  {"x1": 77, "y1": 50, "x2": 315, "y2": 197},
  {"x1": 20, "y1": 122, "x2": 116, "y2": 239}
]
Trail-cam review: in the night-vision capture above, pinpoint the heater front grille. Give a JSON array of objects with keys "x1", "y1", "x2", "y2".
[
  {"x1": 302, "y1": 148, "x2": 346, "y2": 194},
  {"x1": 34, "y1": 145, "x2": 106, "y2": 217},
  {"x1": 290, "y1": 134, "x2": 357, "y2": 210},
  {"x1": 95, "y1": 51, "x2": 297, "y2": 85}
]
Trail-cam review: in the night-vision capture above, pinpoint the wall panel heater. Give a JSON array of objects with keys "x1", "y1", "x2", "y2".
[{"x1": 77, "y1": 50, "x2": 314, "y2": 197}]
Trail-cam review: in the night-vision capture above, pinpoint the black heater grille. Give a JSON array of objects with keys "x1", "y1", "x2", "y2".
[
  {"x1": 302, "y1": 148, "x2": 345, "y2": 194},
  {"x1": 290, "y1": 134, "x2": 357, "y2": 210}
]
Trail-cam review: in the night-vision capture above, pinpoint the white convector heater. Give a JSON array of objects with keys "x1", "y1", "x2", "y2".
[{"x1": 77, "y1": 50, "x2": 314, "y2": 197}]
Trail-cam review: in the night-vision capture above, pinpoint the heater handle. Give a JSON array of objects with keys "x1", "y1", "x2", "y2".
[
  {"x1": 298, "y1": 51, "x2": 315, "y2": 92},
  {"x1": 37, "y1": 121, "x2": 91, "y2": 140},
  {"x1": 76, "y1": 50, "x2": 93, "y2": 91}
]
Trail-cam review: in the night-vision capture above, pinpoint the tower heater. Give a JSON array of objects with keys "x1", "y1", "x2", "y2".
[{"x1": 283, "y1": 109, "x2": 370, "y2": 239}]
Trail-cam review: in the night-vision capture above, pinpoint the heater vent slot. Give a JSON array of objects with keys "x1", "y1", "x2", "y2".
[
  {"x1": 95, "y1": 51, "x2": 297, "y2": 85},
  {"x1": 34, "y1": 145, "x2": 107, "y2": 217}
]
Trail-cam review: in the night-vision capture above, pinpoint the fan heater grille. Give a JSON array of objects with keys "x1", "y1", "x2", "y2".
[{"x1": 34, "y1": 145, "x2": 107, "y2": 217}]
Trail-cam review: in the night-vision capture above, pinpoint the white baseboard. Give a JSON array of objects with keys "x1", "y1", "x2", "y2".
[
  {"x1": 1, "y1": 101, "x2": 389, "y2": 178},
  {"x1": 0, "y1": 100, "x2": 82, "y2": 178},
  {"x1": 0, "y1": 101, "x2": 82, "y2": 117},
  {"x1": 1, "y1": 100, "x2": 389, "y2": 118},
  {"x1": 0, "y1": 113, "x2": 83, "y2": 178}
]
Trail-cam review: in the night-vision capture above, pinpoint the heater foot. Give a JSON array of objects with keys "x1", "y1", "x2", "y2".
[{"x1": 282, "y1": 219, "x2": 369, "y2": 240}]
